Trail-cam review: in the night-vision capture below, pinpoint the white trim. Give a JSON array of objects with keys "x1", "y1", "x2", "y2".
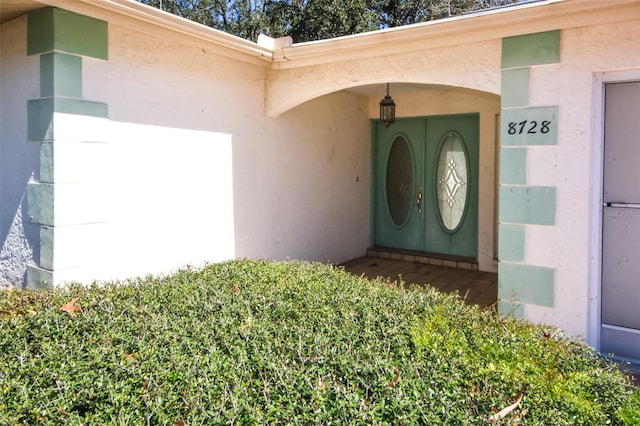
[{"x1": 588, "y1": 68, "x2": 640, "y2": 351}]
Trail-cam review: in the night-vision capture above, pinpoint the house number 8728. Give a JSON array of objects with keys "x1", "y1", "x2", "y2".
[{"x1": 507, "y1": 120, "x2": 551, "y2": 135}]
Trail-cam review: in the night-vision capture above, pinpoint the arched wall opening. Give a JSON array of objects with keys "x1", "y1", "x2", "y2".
[{"x1": 279, "y1": 83, "x2": 500, "y2": 272}]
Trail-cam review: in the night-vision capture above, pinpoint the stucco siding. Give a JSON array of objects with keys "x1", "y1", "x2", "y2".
[
  {"x1": 517, "y1": 20, "x2": 640, "y2": 336},
  {"x1": 0, "y1": 16, "x2": 40, "y2": 288},
  {"x1": 2, "y1": 2, "x2": 638, "y2": 356},
  {"x1": 266, "y1": 39, "x2": 501, "y2": 117},
  {"x1": 239, "y1": 93, "x2": 371, "y2": 264},
  {"x1": 77, "y1": 23, "x2": 370, "y2": 282}
]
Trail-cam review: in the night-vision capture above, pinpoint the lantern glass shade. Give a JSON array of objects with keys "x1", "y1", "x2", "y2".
[{"x1": 379, "y1": 83, "x2": 395, "y2": 127}]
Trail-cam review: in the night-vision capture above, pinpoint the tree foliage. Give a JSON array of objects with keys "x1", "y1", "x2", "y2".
[{"x1": 137, "y1": 0, "x2": 521, "y2": 42}]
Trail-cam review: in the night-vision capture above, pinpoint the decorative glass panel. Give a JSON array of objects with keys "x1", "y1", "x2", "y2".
[
  {"x1": 386, "y1": 137, "x2": 413, "y2": 226},
  {"x1": 436, "y1": 133, "x2": 468, "y2": 231}
]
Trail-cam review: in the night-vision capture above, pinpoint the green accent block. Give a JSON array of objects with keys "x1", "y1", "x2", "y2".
[
  {"x1": 499, "y1": 262, "x2": 555, "y2": 307},
  {"x1": 28, "y1": 98, "x2": 108, "y2": 141},
  {"x1": 500, "y1": 186, "x2": 556, "y2": 225},
  {"x1": 27, "y1": 182, "x2": 54, "y2": 226},
  {"x1": 40, "y1": 142, "x2": 54, "y2": 183},
  {"x1": 501, "y1": 69, "x2": 529, "y2": 108},
  {"x1": 28, "y1": 99, "x2": 55, "y2": 141},
  {"x1": 27, "y1": 98, "x2": 55, "y2": 141},
  {"x1": 501, "y1": 106, "x2": 558, "y2": 146},
  {"x1": 25, "y1": 265, "x2": 54, "y2": 290},
  {"x1": 40, "y1": 226, "x2": 54, "y2": 271},
  {"x1": 28, "y1": 7, "x2": 107, "y2": 59},
  {"x1": 502, "y1": 30, "x2": 560, "y2": 69},
  {"x1": 27, "y1": 8, "x2": 54, "y2": 56},
  {"x1": 499, "y1": 224, "x2": 525, "y2": 262},
  {"x1": 498, "y1": 300, "x2": 524, "y2": 319},
  {"x1": 40, "y1": 52, "x2": 82, "y2": 98},
  {"x1": 500, "y1": 147, "x2": 527, "y2": 185}
]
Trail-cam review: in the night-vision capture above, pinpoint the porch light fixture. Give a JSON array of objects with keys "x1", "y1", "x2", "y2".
[{"x1": 379, "y1": 83, "x2": 396, "y2": 127}]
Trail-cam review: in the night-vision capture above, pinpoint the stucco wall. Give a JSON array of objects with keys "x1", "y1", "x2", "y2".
[
  {"x1": 267, "y1": 39, "x2": 501, "y2": 117},
  {"x1": 521, "y1": 20, "x2": 640, "y2": 336},
  {"x1": 0, "y1": 16, "x2": 40, "y2": 288},
  {"x1": 233, "y1": 93, "x2": 371, "y2": 264},
  {"x1": 77, "y1": 23, "x2": 371, "y2": 282},
  {"x1": 368, "y1": 87, "x2": 500, "y2": 272}
]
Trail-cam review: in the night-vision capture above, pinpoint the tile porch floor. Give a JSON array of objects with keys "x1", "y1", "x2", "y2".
[{"x1": 341, "y1": 253, "x2": 498, "y2": 308}]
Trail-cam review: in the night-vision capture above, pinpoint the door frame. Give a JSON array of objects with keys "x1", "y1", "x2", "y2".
[{"x1": 588, "y1": 68, "x2": 640, "y2": 353}]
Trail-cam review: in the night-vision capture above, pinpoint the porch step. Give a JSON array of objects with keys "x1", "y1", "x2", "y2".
[{"x1": 366, "y1": 248, "x2": 479, "y2": 272}]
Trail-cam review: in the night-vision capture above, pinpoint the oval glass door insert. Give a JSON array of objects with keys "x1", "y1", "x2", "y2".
[
  {"x1": 386, "y1": 136, "x2": 413, "y2": 226},
  {"x1": 436, "y1": 133, "x2": 468, "y2": 231}
]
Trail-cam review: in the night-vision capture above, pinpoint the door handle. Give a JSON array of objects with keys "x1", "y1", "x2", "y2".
[
  {"x1": 416, "y1": 191, "x2": 423, "y2": 214},
  {"x1": 604, "y1": 202, "x2": 640, "y2": 208}
]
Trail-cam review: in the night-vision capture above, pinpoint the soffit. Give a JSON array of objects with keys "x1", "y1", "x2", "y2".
[{"x1": 0, "y1": 0, "x2": 42, "y2": 23}]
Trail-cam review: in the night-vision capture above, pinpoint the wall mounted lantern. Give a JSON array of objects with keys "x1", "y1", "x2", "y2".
[{"x1": 379, "y1": 83, "x2": 396, "y2": 127}]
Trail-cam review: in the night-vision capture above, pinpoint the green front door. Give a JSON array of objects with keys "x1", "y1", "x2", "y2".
[{"x1": 373, "y1": 114, "x2": 479, "y2": 258}]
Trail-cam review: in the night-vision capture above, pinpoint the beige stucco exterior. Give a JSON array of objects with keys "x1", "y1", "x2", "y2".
[
  {"x1": 1, "y1": 0, "x2": 639, "y2": 360},
  {"x1": 258, "y1": 0, "x2": 639, "y2": 340},
  {"x1": 521, "y1": 19, "x2": 640, "y2": 336},
  {"x1": 0, "y1": 16, "x2": 40, "y2": 287}
]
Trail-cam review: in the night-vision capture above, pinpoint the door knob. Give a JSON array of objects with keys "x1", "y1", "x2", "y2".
[{"x1": 416, "y1": 191, "x2": 423, "y2": 214}]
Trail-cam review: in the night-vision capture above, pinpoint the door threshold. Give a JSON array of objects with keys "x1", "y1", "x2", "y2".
[{"x1": 368, "y1": 247, "x2": 478, "y2": 271}]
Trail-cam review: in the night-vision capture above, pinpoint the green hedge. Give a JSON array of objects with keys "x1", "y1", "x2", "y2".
[{"x1": 0, "y1": 260, "x2": 637, "y2": 424}]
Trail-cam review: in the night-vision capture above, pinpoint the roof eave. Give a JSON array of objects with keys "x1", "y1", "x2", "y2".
[
  {"x1": 36, "y1": 0, "x2": 274, "y2": 66},
  {"x1": 271, "y1": 0, "x2": 640, "y2": 69}
]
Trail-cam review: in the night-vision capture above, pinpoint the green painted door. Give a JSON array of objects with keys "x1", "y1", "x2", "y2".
[{"x1": 373, "y1": 114, "x2": 479, "y2": 258}]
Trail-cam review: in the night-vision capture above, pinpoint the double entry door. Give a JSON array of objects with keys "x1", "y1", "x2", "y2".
[
  {"x1": 373, "y1": 114, "x2": 478, "y2": 258},
  {"x1": 601, "y1": 81, "x2": 640, "y2": 364}
]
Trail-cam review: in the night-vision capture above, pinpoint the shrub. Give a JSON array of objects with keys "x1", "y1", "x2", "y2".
[{"x1": 0, "y1": 259, "x2": 637, "y2": 424}]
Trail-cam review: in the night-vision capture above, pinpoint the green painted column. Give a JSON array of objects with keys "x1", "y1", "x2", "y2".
[
  {"x1": 25, "y1": 7, "x2": 109, "y2": 288},
  {"x1": 498, "y1": 30, "x2": 560, "y2": 317}
]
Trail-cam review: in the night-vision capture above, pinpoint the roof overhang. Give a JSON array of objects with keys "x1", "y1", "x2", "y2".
[
  {"x1": 271, "y1": 0, "x2": 640, "y2": 69},
  {"x1": 2, "y1": 0, "x2": 639, "y2": 68},
  {"x1": 0, "y1": 0, "x2": 274, "y2": 66}
]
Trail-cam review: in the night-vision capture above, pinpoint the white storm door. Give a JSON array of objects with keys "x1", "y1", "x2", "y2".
[{"x1": 601, "y1": 81, "x2": 640, "y2": 363}]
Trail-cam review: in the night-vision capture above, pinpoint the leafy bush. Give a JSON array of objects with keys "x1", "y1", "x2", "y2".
[{"x1": 0, "y1": 259, "x2": 637, "y2": 424}]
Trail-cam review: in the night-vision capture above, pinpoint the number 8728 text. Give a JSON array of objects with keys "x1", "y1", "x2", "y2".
[{"x1": 507, "y1": 120, "x2": 551, "y2": 135}]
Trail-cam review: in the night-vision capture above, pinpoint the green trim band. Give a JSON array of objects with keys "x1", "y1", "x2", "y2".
[
  {"x1": 500, "y1": 147, "x2": 527, "y2": 185},
  {"x1": 499, "y1": 263, "x2": 555, "y2": 307},
  {"x1": 498, "y1": 224, "x2": 525, "y2": 262},
  {"x1": 28, "y1": 98, "x2": 108, "y2": 141},
  {"x1": 27, "y1": 182, "x2": 54, "y2": 226},
  {"x1": 28, "y1": 7, "x2": 107, "y2": 59},
  {"x1": 25, "y1": 266, "x2": 54, "y2": 290},
  {"x1": 498, "y1": 300, "x2": 524, "y2": 319},
  {"x1": 499, "y1": 186, "x2": 556, "y2": 226},
  {"x1": 502, "y1": 30, "x2": 560, "y2": 69},
  {"x1": 39, "y1": 226, "x2": 55, "y2": 270},
  {"x1": 501, "y1": 69, "x2": 529, "y2": 108},
  {"x1": 40, "y1": 52, "x2": 83, "y2": 98},
  {"x1": 25, "y1": 7, "x2": 109, "y2": 289}
]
